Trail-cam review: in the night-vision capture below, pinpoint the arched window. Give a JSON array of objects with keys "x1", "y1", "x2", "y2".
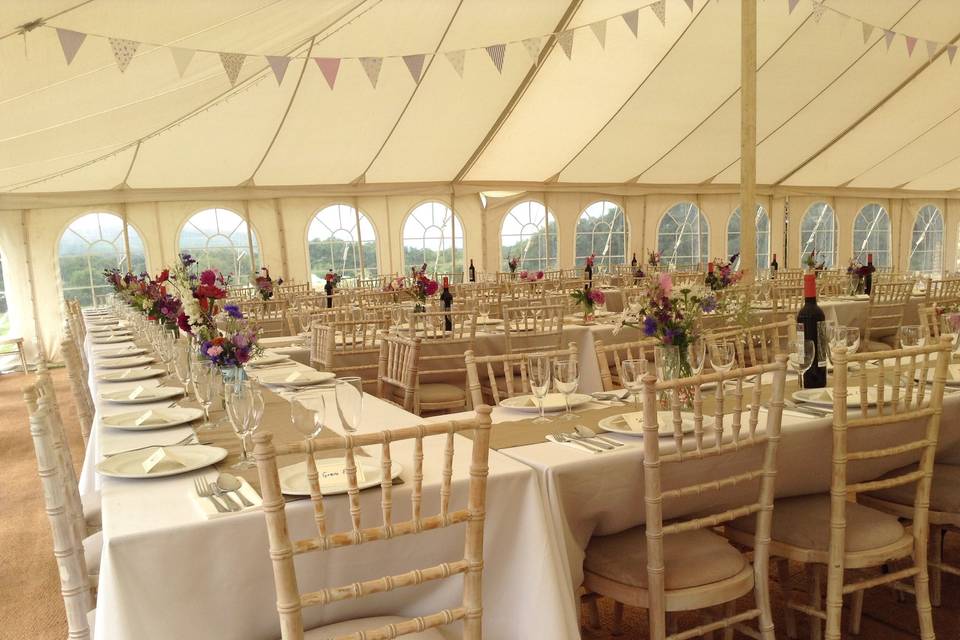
[
  {"x1": 852, "y1": 203, "x2": 891, "y2": 267},
  {"x1": 308, "y1": 204, "x2": 378, "y2": 285},
  {"x1": 727, "y1": 204, "x2": 770, "y2": 272},
  {"x1": 178, "y1": 208, "x2": 259, "y2": 281},
  {"x1": 576, "y1": 201, "x2": 628, "y2": 267},
  {"x1": 0, "y1": 253, "x2": 8, "y2": 338},
  {"x1": 657, "y1": 202, "x2": 709, "y2": 269},
  {"x1": 402, "y1": 201, "x2": 464, "y2": 275},
  {"x1": 799, "y1": 202, "x2": 837, "y2": 268},
  {"x1": 59, "y1": 212, "x2": 147, "y2": 307},
  {"x1": 909, "y1": 205, "x2": 944, "y2": 275},
  {"x1": 500, "y1": 201, "x2": 558, "y2": 271}
]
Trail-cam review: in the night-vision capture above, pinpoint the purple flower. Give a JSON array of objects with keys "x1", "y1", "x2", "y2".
[
  {"x1": 180, "y1": 253, "x2": 196, "y2": 267},
  {"x1": 232, "y1": 333, "x2": 250, "y2": 349},
  {"x1": 663, "y1": 328, "x2": 677, "y2": 345},
  {"x1": 643, "y1": 316, "x2": 658, "y2": 337},
  {"x1": 224, "y1": 304, "x2": 243, "y2": 319},
  {"x1": 701, "y1": 295, "x2": 717, "y2": 313}
]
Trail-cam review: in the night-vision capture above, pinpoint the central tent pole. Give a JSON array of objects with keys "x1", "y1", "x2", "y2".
[{"x1": 740, "y1": 0, "x2": 757, "y2": 280}]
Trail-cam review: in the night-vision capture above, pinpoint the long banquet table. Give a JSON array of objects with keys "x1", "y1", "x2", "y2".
[{"x1": 79, "y1": 330, "x2": 580, "y2": 639}]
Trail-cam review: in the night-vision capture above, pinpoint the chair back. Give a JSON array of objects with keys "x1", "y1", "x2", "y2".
[
  {"x1": 593, "y1": 337, "x2": 659, "y2": 391},
  {"x1": 253, "y1": 408, "x2": 492, "y2": 640},
  {"x1": 705, "y1": 317, "x2": 795, "y2": 369},
  {"x1": 377, "y1": 332, "x2": 421, "y2": 412},
  {"x1": 465, "y1": 342, "x2": 577, "y2": 406},
  {"x1": 771, "y1": 281, "x2": 804, "y2": 314},
  {"x1": 239, "y1": 299, "x2": 289, "y2": 338},
  {"x1": 502, "y1": 304, "x2": 565, "y2": 355},
  {"x1": 864, "y1": 282, "x2": 914, "y2": 347},
  {"x1": 310, "y1": 320, "x2": 383, "y2": 390},
  {"x1": 61, "y1": 333, "x2": 93, "y2": 443},
  {"x1": 636, "y1": 356, "x2": 788, "y2": 638}
]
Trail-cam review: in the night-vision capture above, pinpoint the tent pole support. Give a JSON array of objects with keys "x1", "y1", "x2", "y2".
[
  {"x1": 22, "y1": 210, "x2": 45, "y2": 364},
  {"x1": 740, "y1": 0, "x2": 757, "y2": 281}
]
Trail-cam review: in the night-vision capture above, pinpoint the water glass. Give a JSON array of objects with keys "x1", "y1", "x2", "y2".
[
  {"x1": 688, "y1": 337, "x2": 706, "y2": 375},
  {"x1": 789, "y1": 340, "x2": 816, "y2": 388},
  {"x1": 900, "y1": 325, "x2": 921, "y2": 348},
  {"x1": 940, "y1": 314, "x2": 960, "y2": 352},
  {"x1": 552, "y1": 359, "x2": 580, "y2": 420},
  {"x1": 225, "y1": 382, "x2": 257, "y2": 470},
  {"x1": 192, "y1": 361, "x2": 217, "y2": 431},
  {"x1": 527, "y1": 355, "x2": 551, "y2": 423},
  {"x1": 621, "y1": 359, "x2": 645, "y2": 409},
  {"x1": 291, "y1": 397, "x2": 323, "y2": 438},
  {"x1": 335, "y1": 377, "x2": 364, "y2": 433}
]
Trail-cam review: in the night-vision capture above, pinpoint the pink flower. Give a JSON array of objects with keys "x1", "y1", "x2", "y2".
[
  {"x1": 520, "y1": 270, "x2": 529, "y2": 279},
  {"x1": 200, "y1": 269, "x2": 217, "y2": 286},
  {"x1": 424, "y1": 280, "x2": 439, "y2": 296},
  {"x1": 206, "y1": 345, "x2": 224, "y2": 357},
  {"x1": 658, "y1": 273, "x2": 673, "y2": 297},
  {"x1": 536, "y1": 270, "x2": 544, "y2": 280},
  {"x1": 589, "y1": 290, "x2": 606, "y2": 305}
]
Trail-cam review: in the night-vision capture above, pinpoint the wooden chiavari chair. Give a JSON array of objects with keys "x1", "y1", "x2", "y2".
[
  {"x1": 583, "y1": 356, "x2": 787, "y2": 639},
  {"x1": 465, "y1": 342, "x2": 577, "y2": 407},
  {"x1": 310, "y1": 320, "x2": 383, "y2": 391},
  {"x1": 275, "y1": 282, "x2": 312, "y2": 298},
  {"x1": 727, "y1": 339, "x2": 952, "y2": 640},
  {"x1": 501, "y1": 304, "x2": 565, "y2": 356},
  {"x1": 923, "y1": 276, "x2": 960, "y2": 305},
  {"x1": 376, "y1": 332, "x2": 420, "y2": 413},
  {"x1": 61, "y1": 332, "x2": 94, "y2": 444},
  {"x1": 771, "y1": 281, "x2": 804, "y2": 314},
  {"x1": 705, "y1": 318, "x2": 795, "y2": 369},
  {"x1": 593, "y1": 337, "x2": 659, "y2": 391},
  {"x1": 239, "y1": 299, "x2": 289, "y2": 338},
  {"x1": 404, "y1": 310, "x2": 477, "y2": 415},
  {"x1": 862, "y1": 281, "x2": 914, "y2": 351},
  {"x1": 253, "y1": 407, "x2": 492, "y2": 640}
]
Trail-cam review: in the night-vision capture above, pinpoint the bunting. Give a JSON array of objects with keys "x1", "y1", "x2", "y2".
[
  {"x1": 787, "y1": 0, "x2": 800, "y2": 14},
  {"x1": 108, "y1": 37, "x2": 138, "y2": 72},
  {"x1": 403, "y1": 53, "x2": 426, "y2": 82},
  {"x1": 485, "y1": 44, "x2": 506, "y2": 73},
  {"x1": 926, "y1": 40, "x2": 938, "y2": 60},
  {"x1": 590, "y1": 20, "x2": 607, "y2": 49},
  {"x1": 683, "y1": 0, "x2": 695, "y2": 11},
  {"x1": 445, "y1": 49, "x2": 465, "y2": 77},
  {"x1": 314, "y1": 57, "x2": 340, "y2": 89},
  {"x1": 266, "y1": 55, "x2": 291, "y2": 85},
  {"x1": 56, "y1": 28, "x2": 86, "y2": 65},
  {"x1": 621, "y1": 10, "x2": 639, "y2": 37},
  {"x1": 219, "y1": 52, "x2": 245, "y2": 86},
  {"x1": 905, "y1": 36, "x2": 917, "y2": 57},
  {"x1": 884, "y1": 30, "x2": 896, "y2": 50},
  {"x1": 170, "y1": 47, "x2": 195, "y2": 77},
  {"x1": 557, "y1": 30, "x2": 574, "y2": 60},
  {"x1": 650, "y1": 0, "x2": 666, "y2": 26},
  {"x1": 861, "y1": 22, "x2": 874, "y2": 44},
  {"x1": 522, "y1": 37, "x2": 543, "y2": 62},
  {"x1": 360, "y1": 57, "x2": 382, "y2": 87}
]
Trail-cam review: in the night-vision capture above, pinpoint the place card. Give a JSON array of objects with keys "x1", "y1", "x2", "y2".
[
  {"x1": 285, "y1": 371, "x2": 303, "y2": 383},
  {"x1": 622, "y1": 413, "x2": 644, "y2": 432},
  {"x1": 128, "y1": 385, "x2": 146, "y2": 400},
  {"x1": 119, "y1": 368, "x2": 133, "y2": 379},
  {"x1": 134, "y1": 410, "x2": 169, "y2": 426},
  {"x1": 142, "y1": 447, "x2": 168, "y2": 473},
  {"x1": 315, "y1": 459, "x2": 366, "y2": 487}
]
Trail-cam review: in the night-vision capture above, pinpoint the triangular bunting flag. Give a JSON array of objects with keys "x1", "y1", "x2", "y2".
[
  {"x1": 522, "y1": 37, "x2": 542, "y2": 61},
  {"x1": 787, "y1": 0, "x2": 800, "y2": 14},
  {"x1": 926, "y1": 40, "x2": 939, "y2": 59},
  {"x1": 861, "y1": 22, "x2": 874, "y2": 44},
  {"x1": 170, "y1": 47, "x2": 195, "y2": 77},
  {"x1": 650, "y1": 0, "x2": 666, "y2": 26},
  {"x1": 108, "y1": 37, "x2": 138, "y2": 72},
  {"x1": 590, "y1": 20, "x2": 607, "y2": 49},
  {"x1": 684, "y1": 0, "x2": 695, "y2": 11},
  {"x1": 266, "y1": 56, "x2": 291, "y2": 85},
  {"x1": 905, "y1": 36, "x2": 918, "y2": 56},
  {"x1": 402, "y1": 54, "x2": 426, "y2": 82},
  {"x1": 622, "y1": 10, "x2": 639, "y2": 37},
  {"x1": 360, "y1": 57, "x2": 382, "y2": 88},
  {"x1": 314, "y1": 57, "x2": 340, "y2": 89},
  {"x1": 56, "y1": 28, "x2": 86, "y2": 65},
  {"x1": 948, "y1": 45, "x2": 957, "y2": 64},
  {"x1": 557, "y1": 30, "x2": 574, "y2": 59},
  {"x1": 884, "y1": 30, "x2": 896, "y2": 50},
  {"x1": 485, "y1": 44, "x2": 505, "y2": 73},
  {"x1": 219, "y1": 52, "x2": 245, "y2": 86},
  {"x1": 445, "y1": 50, "x2": 465, "y2": 77}
]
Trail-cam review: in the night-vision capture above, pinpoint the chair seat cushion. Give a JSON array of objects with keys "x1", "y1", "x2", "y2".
[
  {"x1": 865, "y1": 463, "x2": 960, "y2": 513},
  {"x1": 862, "y1": 339, "x2": 894, "y2": 353},
  {"x1": 83, "y1": 530, "x2": 102, "y2": 575},
  {"x1": 584, "y1": 527, "x2": 747, "y2": 591},
  {"x1": 728, "y1": 494, "x2": 905, "y2": 553},
  {"x1": 82, "y1": 491, "x2": 102, "y2": 530},
  {"x1": 304, "y1": 615, "x2": 448, "y2": 639},
  {"x1": 394, "y1": 383, "x2": 466, "y2": 405}
]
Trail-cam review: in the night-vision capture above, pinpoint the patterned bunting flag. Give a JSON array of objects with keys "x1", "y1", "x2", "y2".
[
  {"x1": 314, "y1": 58, "x2": 340, "y2": 89},
  {"x1": 56, "y1": 28, "x2": 86, "y2": 65},
  {"x1": 557, "y1": 30, "x2": 574, "y2": 59},
  {"x1": 445, "y1": 50, "x2": 466, "y2": 77},
  {"x1": 108, "y1": 37, "x2": 138, "y2": 72},
  {"x1": 811, "y1": 0, "x2": 826, "y2": 22},
  {"x1": 266, "y1": 56, "x2": 290, "y2": 85},
  {"x1": 862, "y1": 22, "x2": 874, "y2": 44},
  {"x1": 621, "y1": 9, "x2": 639, "y2": 37},
  {"x1": 522, "y1": 37, "x2": 542, "y2": 62},
  {"x1": 219, "y1": 52, "x2": 246, "y2": 86},
  {"x1": 360, "y1": 57, "x2": 382, "y2": 88},
  {"x1": 787, "y1": 0, "x2": 800, "y2": 14},
  {"x1": 683, "y1": 0, "x2": 695, "y2": 11},
  {"x1": 590, "y1": 20, "x2": 607, "y2": 49},
  {"x1": 650, "y1": 0, "x2": 666, "y2": 26},
  {"x1": 403, "y1": 54, "x2": 426, "y2": 82},
  {"x1": 948, "y1": 45, "x2": 958, "y2": 64},
  {"x1": 884, "y1": 30, "x2": 896, "y2": 50},
  {"x1": 485, "y1": 44, "x2": 505, "y2": 73},
  {"x1": 926, "y1": 40, "x2": 938, "y2": 60},
  {"x1": 905, "y1": 36, "x2": 917, "y2": 57},
  {"x1": 170, "y1": 47, "x2": 195, "y2": 77}
]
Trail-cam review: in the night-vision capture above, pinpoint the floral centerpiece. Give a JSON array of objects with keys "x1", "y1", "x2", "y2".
[
  {"x1": 507, "y1": 256, "x2": 519, "y2": 275},
  {"x1": 519, "y1": 269, "x2": 544, "y2": 282},
  {"x1": 323, "y1": 270, "x2": 341, "y2": 307},
  {"x1": 166, "y1": 253, "x2": 230, "y2": 335},
  {"x1": 804, "y1": 250, "x2": 826, "y2": 271},
  {"x1": 570, "y1": 286, "x2": 606, "y2": 323},
  {"x1": 648, "y1": 250, "x2": 662, "y2": 269},
  {"x1": 410, "y1": 263, "x2": 439, "y2": 312},
  {"x1": 196, "y1": 304, "x2": 262, "y2": 369},
  {"x1": 254, "y1": 267, "x2": 283, "y2": 301},
  {"x1": 846, "y1": 259, "x2": 874, "y2": 295},
  {"x1": 705, "y1": 253, "x2": 743, "y2": 291}
]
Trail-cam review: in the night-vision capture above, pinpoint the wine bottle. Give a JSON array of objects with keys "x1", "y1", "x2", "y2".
[
  {"x1": 585, "y1": 260, "x2": 593, "y2": 282},
  {"x1": 797, "y1": 273, "x2": 827, "y2": 389},
  {"x1": 324, "y1": 269, "x2": 334, "y2": 308},
  {"x1": 631, "y1": 253, "x2": 638, "y2": 268},
  {"x1": 864, "y1": 253, "x2": 873, "y2": 295},
  {"x1": 440, "y1": 277, "x2": 453, "y2": 331},
  {"x1": 705, "y1": 261, "x2": 718, "y2": 290},
  {"x1": 770, "y1": 253, "x2": 778, "y2": 278},
  {"x1": 468, "y1": 259, "x2": 476, "y2": 282}
]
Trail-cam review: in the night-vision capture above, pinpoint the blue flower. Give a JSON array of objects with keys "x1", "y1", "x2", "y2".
[
  {"x1": 642, "y1": 316, "x2": 658, "y2": 337},
  {"x1": 224, "y1": 304, "x2": 243, "y2": 319},
  {"x1": 701, "y1": 295, "x2": 718, "y2": 313}
]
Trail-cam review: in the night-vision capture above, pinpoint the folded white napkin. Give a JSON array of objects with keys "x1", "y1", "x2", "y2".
[{"x1": 190, "y1": 476, "x2": 262, "y2": 519}]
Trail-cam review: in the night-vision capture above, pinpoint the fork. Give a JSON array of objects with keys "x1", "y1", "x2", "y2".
[
  {"x1": 207, "y1": 479, "x2": 241, "y2": 511},
  {"x1": 194, "y1": 477, "x2": 228, "y2": 513}
]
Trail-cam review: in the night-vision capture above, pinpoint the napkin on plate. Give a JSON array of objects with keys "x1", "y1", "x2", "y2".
[{"x1": 189, "y1": 476, "x2": 262, "y2": 519}]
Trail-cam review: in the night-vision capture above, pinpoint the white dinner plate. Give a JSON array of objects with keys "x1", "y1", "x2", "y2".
[
  {"x1": 278, "y1": 458, "x2": 404, "y2": 496},
  {"x1": 101, "y1": 407, "x2": 204, "y2": 430},
  {"x1": 792, "y1": 386, "x2": 893, "y2": 408},
  {"x1": 598, "y1": 410, "x2": 697, "y2": 437},
  {"x1": 96, "y1": 367, "x2": 166, "y2": 383},
  {"x1": 97, "y1": 355, "x2": 154, "y2": 369},
  {"x1": 499, "y1": 392, "x2": 593, "y2": 412},
  {"x1": 257, "y1": 370, "x2": 336, "y2": 388},
  {"x1": 89, "y1": 319, "x2": 120, "y2": 326},
  {"x1": 91, "y1": 335, "x2": 133, "y2": 345},
  {"x1": 95, "y1": 445, "x2": 227, "y2": 479},
  {"x1": 95, "y1": 346, "x2": 148, "y2": 359},
  {"x1": 919, "y1": 364, "x2": 960, "y2": 387},
  {"x1": 246, "y1": 353, "x2": 292, "y2": 367},
  {"x1": 99, "y1": 386, "x2": 184, "y2": 404}
]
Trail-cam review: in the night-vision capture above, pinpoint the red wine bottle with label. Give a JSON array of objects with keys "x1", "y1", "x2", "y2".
[
  {"x1": 797, "y1": 273, "x2": 827, "y2": 388},
  {"x1": 864, "y1": 253, "x2": 873, "y2": 295},
  {"x1": 770, "y1": 253, "x2": 778, "y2": 278},
  {"x1": 468, "y1": 259, "x2": 476, "y2": 283}
]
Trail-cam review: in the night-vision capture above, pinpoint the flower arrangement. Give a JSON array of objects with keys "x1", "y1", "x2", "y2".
[
  {"x1": 166, "y1": 253, "x2": 230, "y2": 335},
  {"x1": 410, "y1": 263, "x2": 439, "y2": 312},
  {"x1": 254, "y1": 267, "x2": 283, "y2": 300},
  {"x1": 705, "y1": 253, "x2": 743, "y2": 291},
  {"x1": 507, "y1": 256, "x2": 519, "y2": 273},
  {"x1": 804, "y1": 250, "x2": 826, "y2": 271},
  {"x1": 648, "y1": 250, "x2": 662, "y2": 268},
  {"x1": 846, "y1": 259, "x2": 875, "y2": 279},
  {"x1": 570, "y1": 286, "x2": 606, "y2": 317},
  {"x1": 325, "y1": 271, "x2": 342, "y2": 288},
  {"x1": 196, "y1": 304, "x2": 262, "y2": 369},
  {"x1": 519, "y1": 270, "x2": 544, "y2": 282}
]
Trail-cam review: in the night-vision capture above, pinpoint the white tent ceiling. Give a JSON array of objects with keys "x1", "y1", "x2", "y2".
[{"x1": 1, "y1": 0, "x2": 960, "y2": 197}]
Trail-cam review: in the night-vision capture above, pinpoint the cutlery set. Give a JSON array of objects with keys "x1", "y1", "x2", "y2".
[
  {"x1": 193, "y1": 474, "x2": 252, "y2": 513},
  {"x1": 546, "y1": 426, "x2": 626, "y2": 454}
]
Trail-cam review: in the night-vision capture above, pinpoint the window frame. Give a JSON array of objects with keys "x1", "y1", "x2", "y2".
[
  {"x1": 851, "y1": 203, "x2": 892, "y2": 268},
  {"x1": 176, "y1": 207, "x2": 260, "y2": 282},
  {"x1": 657, "y1": 201, "x2": 710, "y2": 269},
  {"x1": 909, "y1": 204, "x2": 944, "y2": 276},
  {"x1": 726, "y1": 203, "x2": 770, "y2": 272},
  {"x1": 306, "y1": 203, "x2": 379, "y2": 285},
  {"x1": 400, "y1": 200, "x2": 465, "y2": 276},
  {"x1": 499, "y1": 200, "x2": 559, "y2": 272},
  {"x1": 574, "y1": 200, "x2": 630, "y2": 268},
  {"x1": 798, "y1": 201, "x2": 838, "y2": 268}
]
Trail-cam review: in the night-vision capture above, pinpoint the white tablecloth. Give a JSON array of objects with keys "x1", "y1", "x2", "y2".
[{"x1": 80, "y1": 334, "x2": 578, "y2": 639}]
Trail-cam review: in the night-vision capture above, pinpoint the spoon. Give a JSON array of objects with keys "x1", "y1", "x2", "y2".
[
  {"x1": 217, "y1": 473, "x2": 253, "y2": 507},
  {"x1": 575, "y1": 425, "x2": 625, "y2": 448}
]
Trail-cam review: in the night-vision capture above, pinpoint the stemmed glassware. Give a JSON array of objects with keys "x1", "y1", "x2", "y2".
[
  {"x1": 291, "y1": 396, "x2": 325, "y2": 438},
  {"x1": 192, "y1": 361, "x2": 217, "y2": 431},
  {"x1": 552, "y1": 358, "x2": 580, "y2": 421},
  {"x1": 940, "y1": 315, "x2": 960, "y2": 352},
  {"x1": 478, "y1": 300, "x2": 491, "y2": 323},
  {"x1": 789, "y1": 340, "x2": 816, "y2": 388},
  {"x1": 527, "y1": 355, "x2": 551, "y2": 423},
  {"x1": 708, "y1": 340, "x2": 737, "y2": 393},
  {"x1": 900, "y1": 325, "x2": 921, "y2": 348},
  {"x1": 225, "y1": 381, "x2": 261, "y2": 470},
  {"x1": 173, "y1": 345, "x2": 193, "y2": 401},
  {"x1": 688, "y1": 337, "x2": 706, "y2": 375},
  {"x1": 335, "y1": 377, "x2": 363, "y2": 433},
  {"x1": 621, "y1": 359, "x2": 645, "y2": 409}
]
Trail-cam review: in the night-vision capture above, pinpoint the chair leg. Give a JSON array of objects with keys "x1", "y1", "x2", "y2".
[
  {"x1": 722, "y1": 600, "x2": 736, "y2": 640},
  {"x1": 848, "y1": 590, "x2": 863, "y2": 635},
  {"x1": 930, "y1": 525, "x2": 943, "y2": 607},
  {"x1": 807, "y1": 564, "x2": 822, "y2": 640},
  {"x1": 611, "y1": 601, "x2": 624, "y2": 636},
  {"x1": 913, "y1": 536, "x2": 936, "y2": 640},
  {"x1": 777, "y1": 558, "x2": 798, "y2": 639},
  {"x1": 755, "y1": 558, "x2": 776, "y2": 640}
]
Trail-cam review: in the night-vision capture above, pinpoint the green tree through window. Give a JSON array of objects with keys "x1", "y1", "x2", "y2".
[
  {"x1": 727, "y1": 204, "x2": 770, "y2": 271},
  {"x1": 800, "y1": 202, "x2": 837, "y2": 268},
  {"x1": 911, "y1": 204, "x2": 944, "y2": 276},
  {"x1": 852, "y1": 204, "x2": 891, "y2": 268},
  {"x1": 178, "y1": 208, "x2": 259, "y2": 283},
  {"x1": 575, "y1": 201, "x2": 628, "y2": 269},
  {"x1": 500, "y1": 201, "x2": 558, "y2": 271},
  {"x1": 402, "y1": 202, "x2": 464, "y2": 276},
  {"x1": 657, "y1": 202, "x2": 709, "y2": 269},
  {"x1": 59, "y1": 212, "x2": 147, "y2": 308},
  {"x1": 308, "y1": 204, "x2": 378, "y2": 285}
]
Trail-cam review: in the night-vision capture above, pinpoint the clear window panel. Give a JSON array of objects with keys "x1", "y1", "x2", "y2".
[
  {"x1": 178, "y1": 208, "x2": 260, "y2": 282},
  {"x1": 59, "y1": 212, "x2": 147, "y2": 308},
  {"x1": 307, "y1": 204, "x2": 379, "y2": 285},
  {"x1": 0, "y1": 255, "x2": 8, "y2": 338},
  {"x1": 657, "y1": 202, "x2": 709, "y2": 269},
  {"x1": 799, "y1": 202, "x2": 837, "y2": 268},
  {"x1": 500, "y1": 201, "x2": 559, "y2": 271},
  {"x1": 910, "y1": 205, "x2": 944, "y2": 276},
  {"x1": 852, "y1": 204, "x2": 891, "y2": 268},
  {"x1": 727, "y1": 204, "x2": 770, "y2": 272},
  {"x1": 575, "y1": 200, "x2": 628, "y2": 268},
  {"x1": 402, "y1": 201, "x2": 465, "y2": 275}
]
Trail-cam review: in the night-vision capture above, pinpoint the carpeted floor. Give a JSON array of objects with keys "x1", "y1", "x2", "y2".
[{"x1": 1, "y1": 368, "x2": 956, "y2": 639}]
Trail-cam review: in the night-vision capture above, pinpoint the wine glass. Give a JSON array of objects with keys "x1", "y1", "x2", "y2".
[
  {"x1": 621, "y1": 359, "x2": 645, "y2": 410},
  {"x1": 552, "y1": 359, "x2": 580, "y2": 421},
  {"x1": 708, "y1": 340, "x2": 737, "y2": 393},
  {"x1": 789, "y1": 340, "x2": 816, "y2": 389},
  {"x1": 173, "y1": 345, "x2": 193, "y2": 400},
  {"x1": 842, "y1": 327, "x2": 861, "y2": 355},
  {"x1": 192, "y1": 361, "x2": 217, "y2": 431},
  {"x1": 900, "y1": 325, "x2": 921, "y2": 348},
  {"x1": 335, "y1": 377, "x2": 363, "y2": 433},
  {"x1": 390, "y1": 306, "x2": 405, "y2": 331},
  {"x1": 688, "y1": 337, "x2": 706, "y2": 375},
  {"x1": 291, "y1": 396, "x2": 324, "y2": 438},
  {"x1": 940, "y1": 314, "x2": 960, "y2": 352},
  {"x1": 225, "y1": 381, "x2": 255, "y2": 470},
  {"x1": 527, "y1": 355, "x2": 552, "y2": 423},
  {"x1": 478, "y1": 300, "x2": 491, "y2": 323}
]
